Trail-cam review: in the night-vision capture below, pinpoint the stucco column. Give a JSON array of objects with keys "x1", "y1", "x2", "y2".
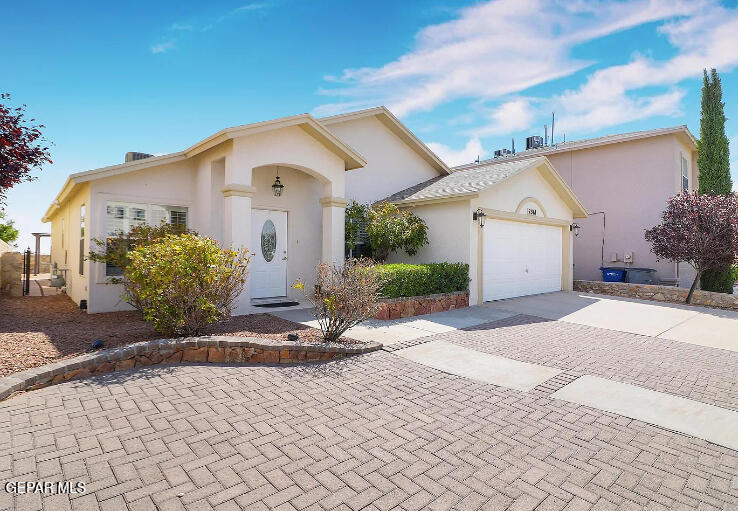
[
  {"x1": 320, "y1": 197, "x2": 347, "y2": 265},
  {"x1": 222, "y1": 182, "x2": 256, "y2": 316}
]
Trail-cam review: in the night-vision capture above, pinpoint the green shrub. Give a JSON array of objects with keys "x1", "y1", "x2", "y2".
[
  {"x1": 701, "y1": 266, "x2": 737, "y2": 294},
  {"x1": 125, "y1": 234, "x2": 250, "y2": 336},
  {"x1": 371, "y1": 262, "x2": 470, "y2": 299}
]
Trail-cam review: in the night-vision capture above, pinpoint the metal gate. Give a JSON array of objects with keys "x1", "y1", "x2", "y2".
[{"x1": 22, "y1": 248, "x2": 31, "y2": 296}]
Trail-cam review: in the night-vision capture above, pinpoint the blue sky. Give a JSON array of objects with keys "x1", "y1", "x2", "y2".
[{"x1": 3, "y1": 0, "x2": 738, "y2": 251}]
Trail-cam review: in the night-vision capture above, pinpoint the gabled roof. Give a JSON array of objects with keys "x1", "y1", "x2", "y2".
[
  {"x1": 384, "y1": 156, "x2": 588, "y2": 218},
  {"x1": 454, "y1": 125, "x2": 697, "y2": 172},
  {"x1": 320, "y1": 106, "x2": 450, "y2": 175},
  {"x1": 43, "y1": 113, "x2": 367, "y2": 222}
]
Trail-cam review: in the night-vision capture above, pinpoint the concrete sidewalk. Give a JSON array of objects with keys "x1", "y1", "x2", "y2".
[
  {"x1": 485, "y1": 291, "x2": 738, "y2": 352},
  {"x1": 272, "y1": 306, "x2": 518, "y2": 346}
]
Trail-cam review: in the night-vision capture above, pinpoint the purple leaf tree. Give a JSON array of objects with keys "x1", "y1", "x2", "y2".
[
  {"x1": 0, "y1": 93, "x2": 52, "y2": 206},
  {"x1": 645, "y1": 191, "x2": 738, "y2": 303}
]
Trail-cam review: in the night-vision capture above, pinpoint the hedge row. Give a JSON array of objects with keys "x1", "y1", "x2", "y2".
[{"x1": 371, "y1": 263, "x2": 470, "y2": 299}]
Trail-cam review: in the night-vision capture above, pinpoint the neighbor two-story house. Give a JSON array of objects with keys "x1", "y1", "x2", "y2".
[{"x1": 453, "y1": 126, "x2": 699, "y2": 287}]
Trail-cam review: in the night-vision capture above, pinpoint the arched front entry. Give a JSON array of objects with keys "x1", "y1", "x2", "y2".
[{"x1": 217, "y1": 126, "x2": 350, "y2": 314}]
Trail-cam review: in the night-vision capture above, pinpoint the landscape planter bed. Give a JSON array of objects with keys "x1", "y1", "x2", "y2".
[
  {"x1": 374, "y1": 290, "x2": 469, "y2": 320},
  {"x1": 0, "y1": 336, "x2": 381, "y2": 402},
  {"x1": 574, "y1": 280, "x2": 738, "y2": 310}
]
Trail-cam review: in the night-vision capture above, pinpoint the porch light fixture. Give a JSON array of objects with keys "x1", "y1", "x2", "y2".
[
  {"x1": 571, "y1": 223, "x2": 581, "y2": 237},
  {"x1": 472, "y1": 208, "x2": 487, "y2": 227},
  {"x1": 272, "y1": 167, "x2": 285, "y2": 197}
]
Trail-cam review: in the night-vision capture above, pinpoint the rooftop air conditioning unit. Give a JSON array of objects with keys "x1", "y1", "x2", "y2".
[
  {"x1": 493, "y1": 149, "x2": 511, "y2": 158},
  {"x1": 525, "y1": 136, "x2": 544, "y2": 150},
  {"x1": 125, "y1": 152, "x2": 154, "y2": 163}
]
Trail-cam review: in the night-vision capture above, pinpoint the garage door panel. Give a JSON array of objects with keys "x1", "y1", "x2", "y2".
[{"x1": 482, "y1": 219, "x2": 562, "y2": 302}]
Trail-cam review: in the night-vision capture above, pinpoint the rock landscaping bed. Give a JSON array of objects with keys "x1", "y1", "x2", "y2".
[
  {"x1": 0, "y1": 335, "x2": 381, "y2": 401},
  {"x1": 574, "y1": 280, "x2": 738, "y2": 310},
  {"x1": 0, "y1": 295, "x2": 351, "y2": 377}
]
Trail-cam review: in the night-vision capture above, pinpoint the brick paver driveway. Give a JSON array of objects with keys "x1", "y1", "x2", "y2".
[{"x1": 2, "y1": 314, "x2": 738, "y2": 510}]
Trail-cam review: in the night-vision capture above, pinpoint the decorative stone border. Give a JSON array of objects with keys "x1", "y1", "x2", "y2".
[
  {"x1": 574, "y1": 280, "x2": 738, "y2": 310},
  {"x1": 0, "y1": 336, "x2": 382, "y2": 402},
  {"x1": 375, "y1": 290, "x2": 469, "y2": 320}
]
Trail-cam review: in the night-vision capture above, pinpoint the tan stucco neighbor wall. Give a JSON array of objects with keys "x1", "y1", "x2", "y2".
[{"x1": 545, "y1": 134, "x2": 697, "y2": 285}]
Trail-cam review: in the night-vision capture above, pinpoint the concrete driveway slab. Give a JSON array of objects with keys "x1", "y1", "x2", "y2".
[
  {"x1": 485, "y1": 291, "x2": 738, "y2": 351},
  {"x1": 553, "y1": 375, "x2": 738, "y2": 451},
  {"x1": 272, "y1": 305, "x2": 517, "y2": 346},
  {"x1": 397, "y1": 339, "x2": 562, "y2": 391}
]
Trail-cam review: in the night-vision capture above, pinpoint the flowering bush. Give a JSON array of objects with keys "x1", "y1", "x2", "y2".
[
  {"x1": 294, "y1": 258, "x2": 381, "y2": 342},
  {"x1": 645, "y1": 191, "x2": 738, "y2": 303},
  {"x1": 124, "y1": 234, "x2": 250, "y2": 336}
]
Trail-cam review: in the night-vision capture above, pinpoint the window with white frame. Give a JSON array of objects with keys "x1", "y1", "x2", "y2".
[
  {"x1": 104, "y1": 201, "x2": 188, "y2": 276},
  {"x1": 681, "y1": 155, "x2": 689, "y2": 191},
  {"x1": 79, "y1": 205, "x2": 86, "y2": 275}
]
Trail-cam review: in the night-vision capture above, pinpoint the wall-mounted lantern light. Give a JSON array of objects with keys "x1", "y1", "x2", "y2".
[
  {"x1": 272, "y1": 167, "x2": 285, "y2": 197},
  {"x1": 571, "y1": 223, "x2": 581, "y2": 237},
  {"x1": 472, "y1": 208, "x2": 487, "y2": 227}
]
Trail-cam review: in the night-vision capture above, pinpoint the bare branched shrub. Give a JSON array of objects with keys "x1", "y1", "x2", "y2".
[{"x1": 294, "y1": 258, "x2": 381, "y2": 342}]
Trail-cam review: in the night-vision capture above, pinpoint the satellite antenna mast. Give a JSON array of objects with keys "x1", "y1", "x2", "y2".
[{"x1": 551, "y1": 112, "x2": 555, "y2": 146}]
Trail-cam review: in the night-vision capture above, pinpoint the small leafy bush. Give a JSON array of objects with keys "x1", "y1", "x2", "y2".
[
  {"x1": 371, "y1": 263, "x2": 470, "y2": 298},
  {"x1": 294, "y1": 258, "x2": 381, "y2": 343},
  {"x1": 366, "y1": 202, "x2": 429, "y2": 262},
  {"x1": 125, "y1": 234, "x2": 250, "y2": 336},
  {"x1": 701, "y1": 266, "x2": 737, "y2": 294}
]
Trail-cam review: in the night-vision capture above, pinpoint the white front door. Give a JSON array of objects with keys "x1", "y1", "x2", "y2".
[
  {"x1": 251, "y1": 209, "x2": 288, "y2": 299},
  {"x1": 482, "y1": 219, "x2": 562, "y2": 301}
]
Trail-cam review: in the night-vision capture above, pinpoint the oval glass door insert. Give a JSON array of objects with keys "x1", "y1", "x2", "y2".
[{"x1": 261, "y1": 219, "x2": 277, "y2": 262}]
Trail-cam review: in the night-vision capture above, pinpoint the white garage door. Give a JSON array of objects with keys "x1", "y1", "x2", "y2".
[{"x1": 482, "y1": 219, "x2": 562, "y2": 301}]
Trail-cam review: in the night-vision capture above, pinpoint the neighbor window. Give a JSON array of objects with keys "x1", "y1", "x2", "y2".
[
  {"x1": 104, "y1": 201, "x2": 189, "y2": 276},
  {"x1": 79, "y1": 205, "x2": 86, "y2": 275},
  {"x1": 681, "y1": 155, "x2": 689, "y2": 191}
]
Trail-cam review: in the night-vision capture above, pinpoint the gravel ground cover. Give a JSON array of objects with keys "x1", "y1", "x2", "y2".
[{"x1": 0, "y1": 295, "x2": 334, "y2": 377}]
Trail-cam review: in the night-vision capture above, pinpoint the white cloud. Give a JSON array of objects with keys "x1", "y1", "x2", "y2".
[
  {"x1": 318, "y1": 0, "x2": 738, "y2": 138},
  {"x1": 151, "y1": 40, "x2": 175, "y2": 54},
  {"x1": 426, "y1": 137, "x2": 488, "y2": 167},
  {"x1": 318, "y1": 0, "x2": 699, "y2": 117},
  {"x1": 152, "y1": 3, "x2": 270, "y2": 53},
  {"x1": 473, "y1": 99, "x2": 535, "y2": 136}
]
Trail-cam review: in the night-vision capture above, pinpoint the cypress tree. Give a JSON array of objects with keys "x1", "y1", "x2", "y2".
[
  {"x1": 697, "y1": 68, "x2": 732, "y2": 194},
  {"x1": 697, "y1": 68, "x2": 735, "y2": 293}
]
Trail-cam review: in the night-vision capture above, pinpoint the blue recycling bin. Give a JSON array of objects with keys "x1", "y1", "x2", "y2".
[{"x1": 600, "y1": 267, "x2": 626, "y2": 282}]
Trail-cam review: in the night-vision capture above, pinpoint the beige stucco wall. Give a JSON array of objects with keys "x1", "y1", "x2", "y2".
[
  {"x1": 326, "y1": 116, "x2": 441, "y2": 204},
  {"x1": 48, "y1": 183, "x2": 90, "y2": 306},
  {"x1": 546, "y1": 134, "x2": 696, "y2": 284},
  {"x1": 388, "y1": 200, "x2": 471, "y2": 266}
]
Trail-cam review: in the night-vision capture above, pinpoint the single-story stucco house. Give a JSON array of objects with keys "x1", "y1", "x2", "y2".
[
  {"x1": 43, "y1": 106, "x2": 587, "y2": 314},
  {"x1": 455, "y1": 126, "x2": 699, "y2": 287}
]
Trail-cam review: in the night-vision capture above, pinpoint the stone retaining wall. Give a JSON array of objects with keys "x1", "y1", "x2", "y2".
[
  {"x1": 375, "y1": 291, "x2": 469, "y2": 320},
  {"x1": 0, "y1": 335, "x2": 382, "y2": 402},
  {"x1": 0, "y1": 252, "x2": 22, "y2": 297},
  {"x1": 574, "y1": 280, "x2": 738, "y2": 310}
]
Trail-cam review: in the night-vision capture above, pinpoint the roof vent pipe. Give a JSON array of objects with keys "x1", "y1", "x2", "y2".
[{"x1": 544, "y1": 124, "x2": 548, "y2": 146}]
